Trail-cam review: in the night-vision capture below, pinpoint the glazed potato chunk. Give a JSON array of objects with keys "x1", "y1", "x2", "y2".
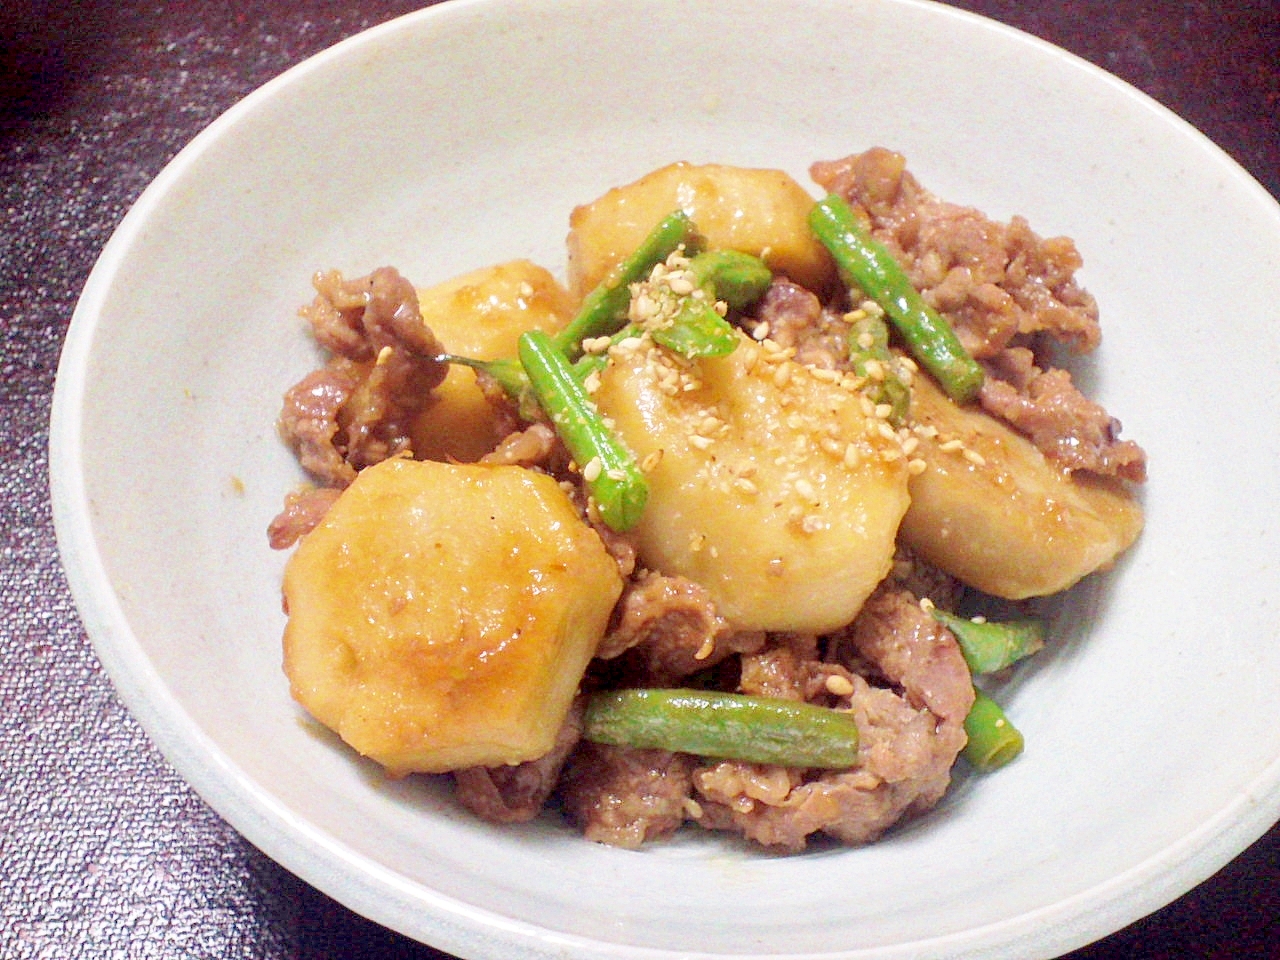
[
  {"x1": 282, "y1": 457, "x2": 623, "y2": 775},
  {"x1": 410, "y1": 260, "x2": 575, "y2": 462},
  {"x1": 567, "y1": 162, "x2": 836, "y2": 297},
  {"x1": 593, "y1": 333, "x2": 910, "y2": 633},
  {"x1": 900, "y1": 373, "x2": 1144, "y2": 598}
]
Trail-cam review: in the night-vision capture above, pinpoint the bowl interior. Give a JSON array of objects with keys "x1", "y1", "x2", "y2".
[{"x1": 51, "y1": 0, "x2": 1280, "y2": 957}]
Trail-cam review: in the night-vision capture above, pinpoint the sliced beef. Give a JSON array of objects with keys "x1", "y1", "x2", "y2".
[
  {"x1": 691, "y1": 583, "x2": 973, "y2": 852},
  {"x1": 811, "y1": 147, "x2": 1146, "y2": 482},
  {"x1": 750, "y1": 279, "x2": 849, "y2": 369},
  {"x1": 980, "y1": 347, "x2": 1147, "y2": 482},
  {"x1": 267, "y1": 485, "x2": 343, "y2": 550},
  {"x1": 270, "y1": 267, "x2": 450, "y2": 545},
  {"x1": 559, "y1": 744, "x2": 696, "y2": 848},
  {"x1": 810, "y1": 147, "x2": 1101, "y2": 358},
  {"x1": 596, "y1": 571, "x2": 763, "y2": 683},
  {"x1": 454, "y1": 698, "x2": 586, "y2": 825},
  {"x1": 279, "y1": 267, "x2": 447, "y2": 482}
]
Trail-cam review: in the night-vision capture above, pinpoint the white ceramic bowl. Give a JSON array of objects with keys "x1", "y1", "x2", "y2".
[{"x1": 50, "y1": 0, "x2": 1280, "y2": 957}]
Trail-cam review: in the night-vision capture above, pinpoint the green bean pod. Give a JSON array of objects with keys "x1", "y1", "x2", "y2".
[
  {"x1": 583, "y1": 688, "x2": 861, "y2": 768},
  {"x1": 553, "y1": 210, "x2": 698, "y2": 359},
  {"x1": 686, "y1": 249, "x2": 773, "y2": 312},
  {"x1": 929, "y1": 608, "x2": 1046, "y2": 674},
  {"x1": 846, "y1": 313, "x2": 911, "y2": 424},
  {"x1": 809, "y1": 194, "x2": 984, "y2": 404},
  {"x1": 651, "y1": 297, "x2": 739, "y2": 358},
  {"x1": 517, "y1": 330, "x2": 648, "y2": 531},
  {"x1": 963, "y1": 689, "x2": 1024, "y2": 771}
]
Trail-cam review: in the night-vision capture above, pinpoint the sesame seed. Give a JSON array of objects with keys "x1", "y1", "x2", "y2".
[
  {"x1": 800, "y1": 514, "x2": 825, "y2": 534},
  {"x1": 694, "y1": 635, "x2": 716, "y2": 660},
  {"x1": 733, "y1": 477, "x2": 758, "y2": 495},
  {"x1": 963, "y1": 448, "x2": 987, "y2": 467},
  {"x1": 667, "y1": 274, "x2": 695, "y2": 295},
  {"x1": 582, "y1": 457, "x2": 603, "y2": 482},
  {"x1": 752, "y1": 320, "x2": 770, "y2": 340},
  {"x1": 794, "y1": 477, "x2": 817, "y2": 501},
  {"x1": 939, "y1": 438, "x2": 965, "y2": 453},
  {"x1": 825, "y1": 674, "x2": 855, "y2": 696},
  {"x1": 641, "y1": 449, "x2": 664, "y2": 472},
  {"x1": 907, "y1": 457, "x2": 928, "y2": 475},
  {"x1": 375, "y1": 345, "x2": 393, "y2": 366},
  {"x1": 689, "y1": 435, "x2": 714, "y2": 451}
]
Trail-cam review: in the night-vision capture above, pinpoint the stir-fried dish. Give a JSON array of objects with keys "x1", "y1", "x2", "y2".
[{"x1": 268, "y1": 149, "x2": 1145, "y2": 851}]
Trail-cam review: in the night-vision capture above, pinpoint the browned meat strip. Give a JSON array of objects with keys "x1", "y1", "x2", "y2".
[
  {"x1": 477, "y1": 422, "x2": 559, "y2": 468},
  {"x1": 692, "y1": 583, "x2": 972, "y2": 851},
  {"x1": 267, "y1": 486, "x2": 343, "y2": 550},
  {"x1": 838, "y1": 581, "x2": 975, "y2": 726},
  {"x1": 596, "y1": 571, "x2": 764, "y2": 683},
  {"x1": 810, "y1": 147, "x2": 1101, "y2": 358},
  {"x1": 559, "y1": 744, "x2": 696, "y2": 848},
  {"x1": 270, "y1": 267, "x2": 453, "y2": 545},
  {"x1": 981, "y1": 347, "x2": 1147, "y2": 482},
  {"x1": 454, "y1": 698, "x2": 586, "y2": 824},
  {"x1": 693, "y1": 669, "x2": 962, "y2": 851},
  {"x1": 737, "y1": 632, "x2": 852, "y2": 704},
  {"x1": 278, "y1": 267, "x2": 448, "y2": 485},
  {"x1": 811, "y1": 147, "x2": 1146, "y2": 482},
  {"x1": 750, "y1": 279, "x2": 849, "y2": 369},
  {"x1": 277, "y1": 363, "x2": 360, "y2": 489}
]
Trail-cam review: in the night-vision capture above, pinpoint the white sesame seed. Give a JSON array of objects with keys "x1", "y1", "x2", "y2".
[
  {"x1": 582, "y1": 457, "x2": 603, "y2": 482},
  {"x1": 824, "y1": 674, "x2": 855, "y2": 696}
]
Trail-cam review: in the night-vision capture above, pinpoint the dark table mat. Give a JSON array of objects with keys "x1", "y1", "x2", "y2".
[{"x1": 3, "y1": 1, "x2": 1277, "y2": 956}]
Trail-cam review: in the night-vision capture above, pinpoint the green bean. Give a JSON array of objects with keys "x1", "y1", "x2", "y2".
[
  {"x1": 436, "y1": 353, "x2": 528, "y2": 396},
  {"x1": 809, "y1": 194, "x2": 984, "y2": 404},
  {"x1": 651, "y1": 297, "x2": 739, "y2": 358},
  {"x1": 686, "y1": 249, "x2": 773, "y2": 311},
  {"x1": 552, "y1": 210, "x2": 698, "y2": 359},
  {"x1": 846, "y1": 312, "x2": 911, "y2": 424},
  {"x1": 929, "y1": 608, "x2": 1046, "y2": 674},
  {"x1": 583, "y1": 688, "x2": 860, "y2": 768},
  {"x1": 434, "y1": 352, "x2": 543, "y2": 422},
  {"x1": 517, "y1": 330, "x2": 648, "y2": 531},
  {"x1": 963, "y1": 689, "x2": 1024, "y2": 771}
]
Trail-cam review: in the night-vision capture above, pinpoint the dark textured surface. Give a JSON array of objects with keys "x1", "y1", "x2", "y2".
[{"x1": 2, "y1": 1, "x2": 1277, "y2": 957}]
